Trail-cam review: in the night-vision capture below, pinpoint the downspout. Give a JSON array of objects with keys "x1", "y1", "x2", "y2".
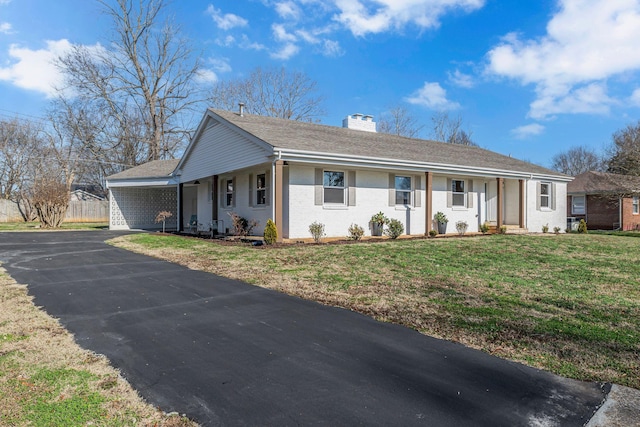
[{"x1": 619, "y1": 197, "x2": 623, "y2": 230}]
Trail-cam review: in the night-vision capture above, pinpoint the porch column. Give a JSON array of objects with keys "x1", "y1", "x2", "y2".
[
  {"x1": 425, "y1": 171, "x2": 433, "y2": 234},
  {"x1": 275, "y1": 160, "x2": 284, "y2": 243},
  {"x1": 211, "y1": 175, "x2": 218, "y2": 222},
  {"x1": 496, "y1": 177, "x2": 504, "y2": 228},
  {"x1": 178, "y1": 183, "x2": 184, "y2": 232},
  {"x1": 519, "y1": 179, "x2": 525, "y2": 229}
]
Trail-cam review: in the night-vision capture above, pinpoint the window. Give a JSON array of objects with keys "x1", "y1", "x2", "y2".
[
  {"x1": 225, "y1": 179, "x2": 234, "y2": 207},
  {"x1": 395, "y1": 176, "x2": 411, "y2": 205},
  {"x1": 633, "y1": 196, "x2": 639, "y2": 214},
  {"x1": 540, "y1": 183, "x2": 550, "y2": 208},
  {"x1": 572, "y1": 195, "x2": 585, "y2": 215},
  {"x1": 452, "y1": 179, "x2": 465, "y2": 207},
  {"x1": 256, "y1": 174, "x2": 266, "y2": 205},
  {"x1": 323, "y1": 171, "x2": 345, "y2": 204}
]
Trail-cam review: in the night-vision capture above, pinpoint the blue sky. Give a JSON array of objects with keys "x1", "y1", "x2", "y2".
[{"x1": 2, "y1": 0, "x2": 640, "y2": 167}]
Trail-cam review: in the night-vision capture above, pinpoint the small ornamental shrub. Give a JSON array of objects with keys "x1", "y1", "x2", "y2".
[
  {"x1": 347, "y1": 223, "x2": 364, "y2": 240},
  {"x1": 384, "y1": 218, "x2": 404, "y2": 239},
  {"x1": 553, "y1": 226, "x2": 561, "y2": 234},
  {"x1": 370, "y1": 211, "x2": 388, "y2": 226},
  {"x1": 428, "y1": 229, "x2": 437, "y2": 238},
  {"x1": 542, "y1": 223, "x2": 549, "y2": 233},
  {"x1": 499, "y1": 225, "x2": 507, "y2": 234},
  {"x1": 480, "y1": 222, "x2": 490, "y2": 234},
  {"x1": 263, "y1": 219, "x2": 278, "y2": 244},
  {"x1": 578, "y1": 219, "x2": 588, "y2": 234},
  {"x1": 434, "y1": 211, "x2": 448, "y2": 224},
  {"x1": 228, "y1": 212, "x2": 259, "y2": 236},
  {"x1": 455, "y1": 220, "x2": 468, "y2": 235},
  {"x1": 309, "y1": 221, "x2": 326, "y2": 243},
  {"x1": 155, "y1": 211, "x2": 172, "y2": 233}
]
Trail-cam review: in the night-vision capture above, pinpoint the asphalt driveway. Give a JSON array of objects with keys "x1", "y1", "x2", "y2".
[{"x1": 0, "y1": 231, "x2": 608, "y2": 426}]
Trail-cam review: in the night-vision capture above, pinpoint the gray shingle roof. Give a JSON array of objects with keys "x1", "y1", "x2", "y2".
[
  {"x1": 568, "y1": 171, "x2": 640, "y2": 194},
  {"x1": 211, "y1": 109, "x2": 566, "y2": 178},
  {"x1": 107, "y1": 159, "x2": 179, "y2": 180}
]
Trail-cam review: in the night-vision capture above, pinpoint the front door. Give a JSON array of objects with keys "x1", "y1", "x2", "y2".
[{"x1": 486, "y1": 181, "x2": 497, "y2": 223}]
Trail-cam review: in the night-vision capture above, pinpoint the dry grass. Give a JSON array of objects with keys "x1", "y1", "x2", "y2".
[
  {"x1": 0, "y1": 268, "x2": 198, "y2": 427},
  {"x1": 111, "y1": 233, "x2": 640, "y2": 390}
]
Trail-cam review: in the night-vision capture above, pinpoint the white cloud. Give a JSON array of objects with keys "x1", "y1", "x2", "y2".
[
  {"x1": 275, "y1": 1, "x2": 301, "y2": 20},
  {"x1": 448, "y1": 69, "x2": 474, "y2": 88},
  {"x1": 272, "y1": 23, "x2": 297, "y2": 43},
  {"x1": 322, "y1": 39, "x2": 344, "y2": 57},
  {"x1": 406, "y1": 81, "x2": 460, "y2": 110},
  {"x1": 195, "y1": 68, "x2": 218, "y2": 84},
  {"x1": 332, "y1": 0, "x2": 485, "y2": 37},
  {"x1": 0, "y1": 0, "x2": 11, "y2": 4},
  {"x1": 209, "y1": 57, "x2": 232, "y2": 73},
  {"x1": 206, "y1": 4, "x2": 248, "y2": 30},
  {"x1": 0, "y1": 22, "x2": 12, "y2": 34},
  {"x1": 239, "y1": 34, "x2": 266, "y2": 51},
  {"x1": 511, "y1": 123, "x2": 545, "y2": 139},
  {"x1": 486, "y1": 0, "x2": 640, "y2": 119},
  {"x1": 0, "y1": 39, "x2": 74, "y2": 97},
  {"x1": 270, "y1": 42, "x2": 299, "y2": 60},
  {"x1": 631, "y1": 88, "x2": 640, "y2": 106}
]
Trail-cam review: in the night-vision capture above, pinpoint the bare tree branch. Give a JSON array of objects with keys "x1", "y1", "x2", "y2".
[
  {"x1": 377, "y1": 105, "x2": 424, "y2": 138},
  {"x1": 551, "y1": 145, "x2": 604, "y2": 176},
  {"x1": 209, "y1": 67, "x2": 325, "y2": 122}
]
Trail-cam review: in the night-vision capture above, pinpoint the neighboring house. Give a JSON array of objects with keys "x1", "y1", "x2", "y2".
[
  {"x1": 70, "y1": 189, "x2": 106, "y2": 202},
  {"x1": 106, "y1": 108, "x2": 571, "y2": 240},
  {"x1": 567, "y1": 171, "x2": 640, "y2": 231}
]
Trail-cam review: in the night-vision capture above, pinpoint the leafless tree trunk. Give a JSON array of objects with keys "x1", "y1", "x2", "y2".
[
  {"x1": 377, "y1": 105, "x2": 424, "y2": 138},
  {"x1": 209, "y1": 67, "x2": 325, "y2": 122},
  {"x1": 31, "y1": 175, "x2": 69, "y2": 228},
  {"x1": 551, "y1": 145, "x2": 604, "y2": 176},
  {"x1": 57, "y1": 0, "x2": 202, "y2": 165}
]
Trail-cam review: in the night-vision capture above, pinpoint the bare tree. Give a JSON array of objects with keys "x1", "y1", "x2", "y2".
[
  {"x1": 57, "y1": 0, "x2": 202, "y2": 165},
  {"x1": 377, "y1": 105, "x2": 424, "y2": 138},
  {"x1": 607, "y1": 120, "x2": 640, "y2": 176},
  {"x1": 31, "y1": 174, "x2": 69, "y2": 229},
  {"x1": 209, "y1": 67, "x2": 325, "y2": 121},
  {"x1": 551, "y1": 145, "x2": 604, "y2": 176},
  {"x1": 430, "y1": 111, "x2": 477, "y2": 146}
]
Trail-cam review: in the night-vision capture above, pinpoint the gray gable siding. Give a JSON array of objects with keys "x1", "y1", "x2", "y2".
[{"x1": 178, "y1": 120, "x2": 273, "y2": 182}]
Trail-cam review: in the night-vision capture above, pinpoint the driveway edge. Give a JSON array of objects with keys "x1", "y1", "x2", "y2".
[{"x1": 585, "y1": 384, "x2": 640, "y2": 427}]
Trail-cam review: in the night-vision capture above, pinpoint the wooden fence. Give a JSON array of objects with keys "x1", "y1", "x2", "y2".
[{"x1": 0, "y1": 199, "x2": 109, "y2": 223}]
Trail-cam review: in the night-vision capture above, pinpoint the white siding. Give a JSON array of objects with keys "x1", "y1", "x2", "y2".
[
  {"x1": 527, "y1": 180, "x2": 567, "y2": 232},
  {"x1": 431, "y1": 176, "x2": 481, "y2": 234},
  {"x1": 179, "y1": 120, "x2": 272, "y2": 183}
]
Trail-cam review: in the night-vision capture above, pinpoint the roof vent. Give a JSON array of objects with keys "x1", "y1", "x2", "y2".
[
  {"x1": 342, "y1": 113, "x2": 376, "y2": 132},
  {"x1": 238, "y1": 102, "x2": 245, "y2": 117}
]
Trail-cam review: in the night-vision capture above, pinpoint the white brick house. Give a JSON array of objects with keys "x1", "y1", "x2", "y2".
[{"x1": 106, "y1": 109, "x2": 571, "y2": 239}]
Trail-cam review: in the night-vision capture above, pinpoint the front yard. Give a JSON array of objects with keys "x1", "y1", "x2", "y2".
[{"x1": 111, "y1": 232, "x2": 640, "y2": 389}]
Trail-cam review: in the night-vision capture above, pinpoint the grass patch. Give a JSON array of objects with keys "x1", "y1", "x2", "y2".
[
  {"x1": 0, "y1": 267, "x2": 197, "y2": 426},
  {"x1": 111, "y1": 232, "x2": 640, "y2": 389},
  {"x1": 0, "y1": 222, "x2": 108, "y2": 231}
]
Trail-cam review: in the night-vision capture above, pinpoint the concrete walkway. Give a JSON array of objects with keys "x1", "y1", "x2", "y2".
[{"x1": 0, "y1": 231, "x2": 619, "y2": 426}]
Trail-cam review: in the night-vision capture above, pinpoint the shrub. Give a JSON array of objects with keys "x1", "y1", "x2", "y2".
[
  {"x1": 370, "y1": 211, "x2": 388, "y2": 226},
  {"x1": 499, "y1": 225, "x2": 507, "y2": 234},
  {"x1": 578, "y1": 219, "x2": 588, "y2": 234},
  {"x1": 228, "y1": 212, "x2": 259, "y2": 236},
  {"x1": 155, "y1": 211, "x2": 172, "y2": 233},
  {"x1": 428, "y1": 229, "x2": 437, "y2": 238},
  {"x1": 31, "y1": 177, "x2": 69, "y2": 228},
  {"x1": 455, "y1": 220, "x2": 468, "y2": 235},
  {"x1": 434, "y1": 211, "x2": 448, "y2": 223},
  {"x1": 309, "y1": 221, "x2": 325, "y2": 243},
  {"x1": 347, "y1": 223, "x2": 364, "y2": 240},
  {"x1": 480, "y1": 222, "x2": 490, "y2": 234},
  {"x1": 263, "y1": 219, "x2": 278, "y2": 244},
  {"x1": 542, "y1": 223, "x2": 549, "y2": 233},
  {"x1": 384, "y1": 218, "x2": 404, "y2": 239},
  {"x1": 553, "y1": 226, "x2": 561, "y2": 234}
]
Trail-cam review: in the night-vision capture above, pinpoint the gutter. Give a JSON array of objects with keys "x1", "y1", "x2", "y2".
[{"x1": 273, "y1": 147, "x2": 572, "y2": 182}]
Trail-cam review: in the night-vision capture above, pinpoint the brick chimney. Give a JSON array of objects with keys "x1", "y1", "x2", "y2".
[{"x1": 342, "y1": 113, "x2": 376, "y2": 132}]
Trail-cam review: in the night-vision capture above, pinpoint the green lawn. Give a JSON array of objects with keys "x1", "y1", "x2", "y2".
[{"x1": 112, "y1": 232, "x2": 640, "y2": 389}]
